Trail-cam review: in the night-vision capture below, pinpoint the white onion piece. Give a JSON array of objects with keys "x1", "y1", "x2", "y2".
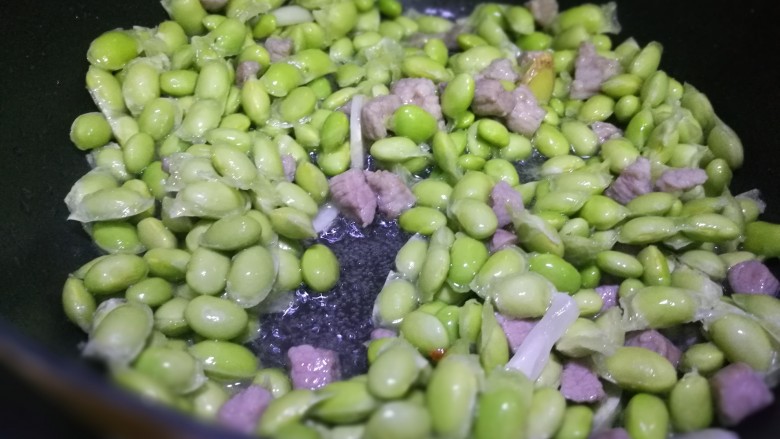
[
  {"x1": 590, "y1": 384, "x2": 622, "y2": 433},
  {"x1": 505, "y1": 292, "x2": 578, "y2": 381},
  {"x1": 270, "y1": 6, "x2": 314, "y2": 26},
  {"x1": 313, "y1": 202, "x2": 339, "y2": 234},
  {"x1": 349, "y1": 94, "x2": 365, "y2": 170},
  {"x1": 672, "y1": 429, "x2": 738, "y2": 439}
]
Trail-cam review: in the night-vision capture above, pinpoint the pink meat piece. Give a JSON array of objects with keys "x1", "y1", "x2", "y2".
[
  {"x1": 391, "y1": 78, "x2": 443, "y2": 121},
  {"x1": 265, "y1": 37, "x2": 293, "y2": 62},
  {"x1": 288, "y1": 344, "x2": 341, "y2": 390},
  {"x1": 711, "y1": 362, "x2": 774, "y2": 426},
  {"x1": 329, "y1": 169, "x2": 377, "y2": 227},
  {"x1": 490, "y1": 181, "x2": 525, "y2": 227},
  {"x1": 472, "y1": 79, "x2": 516, "y2": 118},
  {"x1": 217, "y1": 385, "x2": 272, "y2": 434},
  {"x1": 570, "y1": 42, "x2": 622, "y2": 100},
  {"x1": 560, "y1": 360, "x2": 606, "y2": 403},
  {"x1": 525, "y1": 0, "x2": 559, "y2": 27},
  {"x1": 655, "y1": 168, "x2": 708, "y2": 192},
  {"x1": 624, "y1": 330, "x2": 682, "y2": 367},
  {"x1": 728, "y1": 260, "x2": 780, "y2": 295},
  {"x1": 235, "y1": 61, "x2": 260, "y2": 87},
  {"x1": 590, "y1": 428, "x2": 630, "y2": 439},
  {"x1": 489, "y1": 229, "x2": 519, "y2": 253},
  {"x1": 605, "y1": 157, "x2": 652, "y2": 204},
  {"x1": 281, "y1": 154, "x2": 296, "y2": 182},
  {"x1": 475, "y1": 58, "x2": 519, "y2": 83},
  {"x1": 505, "y1": 84, "x2": 546, "y2": 137},
  {"x1": 364, "y1": 170, "x2": 416, "y2": 219},
  {"x1": 370, "y1": 328, "x2": 397, "y2": 340},
  {"x1": 590, "y1": 122, "x2": 622, "y2": 144},
  {"x1": 595, "y1": 284, "x2": 619, "y2": 312},
  {"x1": 495, "y1": 313, "x2": 537, "y2": 353},
  {"x1": 361, "y1": 94, "x2": 403, "y2": 140}
]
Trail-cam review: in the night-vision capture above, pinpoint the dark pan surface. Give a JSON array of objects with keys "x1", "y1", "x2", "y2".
[{"x1": 1, "y1": 0, "x2": 779, "y2": 437}]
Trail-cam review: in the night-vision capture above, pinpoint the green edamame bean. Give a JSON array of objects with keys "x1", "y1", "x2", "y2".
[
  {"x1": 447, "y1": 234, "x2": 489, "y2": 290},
  {"x1": 618, "y1": 216, "x2": 678, "y2": 244},
  {"x1": 605, "y1": 346, "x2": 677, "y2": 393},
  {"x1": 374, "y1": 278, "x2": 418, "y2": 326},
  {"x1": 708, "y1": 314, "x2": 772, "y2": 371},
  {"x1": 399, "y1": 207, "x2": 447, "y2": 236},
  {"x1": 144, "y1": 248, "x2": 190, "y2": 281},
  {"x1": 596, "y1": 250, "x2": 644, "y2": 279},
  {"x1": 370, "y1": 136, "x2": 427, "y2": 162},
  {"x1": 636, "y1": 245, "x2": 671, "y2": 286},
  {"x1": 364, "y1": 401, "x2": 432, "y2": 439},
  {"x1": 624, "y1": 393, "x2": 669, "y2": 439},
  {"x1": 442, "y1": 73, "x2": 475, "y2": 118},
  {"x1": 368, "y1": 343, "x2": 422, "y2": 399},
  {"x1": 189, "y1": 340, "x2": 258, "y2": 381},
  {"x1": 226, "y1": 245, "x2": 276, "y2": 307},
  {"x1": 534, "y1": 123, "x2": 570, "y2": 158},
  {"x1": 70, "y1": 112, "x2": 112, "y2": 150},
  {"x1": 679, "y1": 213, "x2": 740, "y2": 242},
  {"x1": 184, "y1": 295, "x2": 247, "y2": 340},
  {"x1": 134, "y1": 346, "x2": 204, "y2": 394},
  {"x1": 627, "y1": 286, "x2": 695, "y2": 328},
  {"x1": 91, "y1": 220, "x2": 143, "y2": 254},
  {"x1": 113, "y1": 368, "x2": 176, "y2": 407},
  {"x1": 190, "y1": 380, "x2": 229, "y2": 420},
  {"x1": 84, "y1": 301, "x2": 153, "y2": 365},
  {"x1": 62, "y1": 277, "x2": 96, "y2": 332},
  {"x1": 669, "y1": 372, "x2": 713, "y2": 432},
  {"x1": 526, "y1": 388, "x2": 566, "y2": 439},
  {"x1": 553, "y1": 405, "x2": 593, "y2": 439},
  {"x1": 391, "y1": 105, "x2": 437, "y2": 144},
  {"x1": 426, "y1": 355, "x2": 478, "y2": 439},
  {"x1": 478, "y1": 302, "x2": 509, "y2": 371},
  {"x1": 399, "y1": 310, "x2": 449, "y2": 354},
  {"x1": 450, "y1": 199, "x2": 498, "y2": 240},
  {"x1": 83, "y1": 254, "x2": 148, "y2": 296},
  {"x1": 311, "y1": 380, "x2": 378, "y2": 424},
  {"x1": 474, "y1": 370, "x2": 533, "y2": 439},
  {"x1": 529, "y1": 253, "x2": 581, "y2": 294},
  {"x1": 301, "y1": 244, "x2": 340, "y2": 293},
  {"x1": 269, "y1": 207, "x2": 316, "y2": 240},
  {"x1": 87, "y1": 30, "x2": 138, "y2": 71},
  {"x1": 258, "y1": 389, "x2": 319, "y2": 437},
  {"x1": 629, "y1": 41, "x2": 663, "y2": 79},
  {"x1": 253, "y1": 368, "x2": 292, "y2": 398},
  {"x1": 680, "y1": 342, "x2": 725, "y2": 376},
  {"x1": 491, "y1": 272, "x2": 553, "y2": 318},
  {"x1": 394, "y1": 235, "x2": 428, "y2": 281},
  {"x1": 412, "y1": 180, "x2": 452, "y2": 212},
  {"x1": 126, "y1": 277, "x2": 173, "y2": 308}
]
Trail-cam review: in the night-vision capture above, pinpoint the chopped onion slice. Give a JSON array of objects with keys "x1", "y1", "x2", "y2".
[
  {"x1": 505, "y1": 292, "x2": 578, "y2": 381},
  {"x1": 313, "y1": 202, "x2": 339, "y2": 234},
  {"x1": 270, "y1": 6, "x2": 314, "y2": 26},
  {"x1": 350, "y1": 94, "x2": 365, "y2": 170}
]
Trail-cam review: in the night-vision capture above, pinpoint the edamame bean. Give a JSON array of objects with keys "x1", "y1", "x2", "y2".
[
  {"x1": 426, "y1": 355, "x2": 478, "y2": 439},
  {"x1": 189, "y1": 340, "x2": 258, "y2": 380},
  {"x1": 364, "y1": 401, "x2": 432, "y2": 439},
  {"x1": 605, "y1": 346, "x2": 677, "y2": 393},
  {"x1": 84, "y1": 301, "x2": 154, "y2": 366},
  {"x1": 708, "y1": 314, "x2": 772, "y2": 371},
  {"x1": 301, "y1": 244, "x2": 340, "y2": 293},
  {"x1": 226, "y1": 245, "x2": 276, "y2": 307},
  {"x1": 624, "y1": 393, "x2": 669, "y2": 439},
  {"x1": 669, "y1": 372, "x2": 713, "y2": 432}
]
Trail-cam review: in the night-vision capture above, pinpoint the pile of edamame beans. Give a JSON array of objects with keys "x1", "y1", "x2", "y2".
[{"x1": 62, "y1": 0, "x2": 780, "y2": 437}]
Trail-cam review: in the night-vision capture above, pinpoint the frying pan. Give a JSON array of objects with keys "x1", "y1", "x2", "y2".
[{"x1": 1, "y1": 0, "x2": 778, "y2": 437}]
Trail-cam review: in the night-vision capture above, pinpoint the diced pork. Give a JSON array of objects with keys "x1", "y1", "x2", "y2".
[
  {"x1": 655, "y1": 168, "x2": 708, "y2": 192},
  {"x1": 624, "y1": 329, "x2": 682, "y2": 367},
  {"x1": 288, "y1": 344, "x2": 341, "y2": 390},
  {"x1": 265, "y1": 37, "x2": 293, "y2": 62},
  {"x1": 570, "y1": 42, "x2": 622, "y2": 100},
  {"x1": 490, "y1": 181, "x2": 525, "y2": 228},
  {"x1": 365, "y1": 170, "x2": 416, "y2": 219},
  {"x1": 235, "y1": 61, "x2": 260, "y2": 87},
  {"x1": 200, "y1": 0, "x2": 228, "y2": 12},
  {"x1": 495, "y1": 313, "x2": 537, "y2": 353},
  {"x1": 391, "y1": 78, "x2": 443, "y2": 121},
  {"x1": 525, "y1": 0, "x2": 559, "y2": 28},
  {"x1": 281, "y1": 154, "x2": 296, "y2": 182},
  {"x1": 595, "y1": 284, "x2": 619, "y2": 312},
  {"x1": 605, "y1": 157, "x2": 652, "y2": 204},
  {"x1": 506, "y1": 84, "x2": 546, "y2": 137},
  {"x1": 560, "y1": 360, "x2": 606, "y2": 403},
  {"x1": 475, "y1": 58, "x2": 519, "y2": 83},
  {"x1": 329, "y1": 169, "x2": 377, "y2": 227},
  {"x1": 472, "y1": 79, "x2": 516, "y2": 118},
  {"x1": 711, "y1": 362, "x2": 774, "y2": 426},
  {"x1": 217, "y1": 385, "x2": 272, "y2": 434},
  {"x1": 589, "y1": 428, "x2": 630, "y2": 439},
  {"x1": 490, "y1": 229, "x2": 519, "y2": 253},
  {"x1": 370, "y1": 328, "x2": 397, "y2": 340},
  {"x1": 590, "y1": 122, "x2": 622, "y2": 144},
  {"x1": 361, "y1": 94, "x2": 403, "y2": 140},
  {"x1": 728, "y1": 260, "x2": 780, "y2": 296}
]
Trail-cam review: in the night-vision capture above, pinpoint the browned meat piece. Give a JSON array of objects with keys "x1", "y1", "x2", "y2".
[
  {"x1": 281, "y1": 154, "x2": 296, "y2": 182},
  {"x1": 489, "y1": 229, "x2": 519, "y2": 253},
  {"x1": 728, "y1": 260, "x2": 780, "y2": 295},
  {"x1": 655, "y1": 168, "x2": 708, "y2": 192},
  {"x1": 475, "y1": 58, "x2": 519, "y2": 83},
  {"x1": 361, "y1": 94, "x2": 403, "y2": 140},
  {"x1": 495, "y1": 313, "x2": 537, "y2": 353},
  {"x1": 288, "y1": 344, "x2": 342, "y2": 390},
  {"x1": 329, "y1": 169, "x2": 377, "y2": 227},
  {"x1": 370, "y1": 328, "x2": 397, "y2": 339},
  {"x1": 391, "y1": 78, "x2": 443, "y2": 120},
  {"x1": 235, "y1": 61, "x2": 260, "y2": 87},
  {"x1": 589, "y1": 428, "x2": 630, "y2": 439},
  {"x1": 490, "y1": 180, "x2": 524, "y2": 227},
  {"x1": 595, "y1": 284, "x2": 619, "y2": 312},
  {"x1": 560, "y1": 360, "x2": 606, "y2": 403},
  {"x1": 624, "y1": 329, "x2": 682, "y2": 367},
  {"x1": 570, "y1": 42, "x2": 622, "y2": 100},
  {"x1": 265, "y1": 37, "x2": 293, "y2": 62},
  {"x1": 505, "y1": 84, "x2": 546, "y2": 137},
  {"x1": 217, "y1": 385, "x2": 272, "y2": 434},
  {"x1": 591, "y1": 122, "x2": 622, "y2": 144},
  {"x1": 605, "y1": 157, "x2": 652, "y2": 204},
  {"x1": 525, "y1": 0, "x2": 559, "y2": 28},
  {"x1": 711, "y1": 362, "x2": 774, "y2": 425},
  {"x1": 364, "y1": 170, "x2": 415, "y2": 219},
  {"x1": 472, "y1": 79, "x2": 516, "y2": 118},
  {"x1": 200, "y1": 0, "x2": 227, "y2": 12}
]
